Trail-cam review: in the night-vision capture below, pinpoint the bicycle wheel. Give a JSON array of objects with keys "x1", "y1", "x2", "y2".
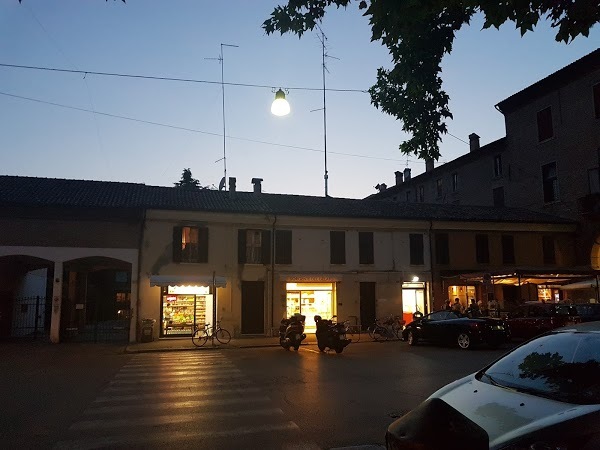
[
  {"x1": 392, "y1": 323, "x2": 403, "y2": 339},
  {"x1": 372, "y1": 325, "x2": 387, "y2": 341},
  {"x1": 347, "y1": 325, "x2": 361, "y2": 342},
  {"x1": 192, "y1": 329, "x2": 209, "y2": 347},
  {"x1": 215, "y1": 328, "x2": 231, "y2": 344}
]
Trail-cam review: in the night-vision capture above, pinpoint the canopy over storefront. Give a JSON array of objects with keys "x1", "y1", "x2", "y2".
[
  {"x1": 149, "y1": 275, "x2": 227, "y2": 288},
  {"x1": 561, "y1": 279, "x2": 600, "y2": 290},
  {"x1": 457, "y1": 268, "x2": 600, "y2": 287}
]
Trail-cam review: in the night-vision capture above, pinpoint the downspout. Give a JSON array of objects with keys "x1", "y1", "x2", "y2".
[
  {"x1": 271, "y1": 214, "x2": 277, "y2": 335},
  {"x1": 428, "y1": 220, "x2": 435, "y2": 313},
  {"x1": 135, "y1": 208, "x2": 146, "y2": 343}
]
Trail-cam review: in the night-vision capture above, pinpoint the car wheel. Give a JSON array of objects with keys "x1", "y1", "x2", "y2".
[
  {"x1": 457, "y1": 332, "x2": 471, "y2": 350},
  {"x1": 318, "y1": 343, "x2": 326, "y2": 352},
  {"x1": 407, "y1": 330, "x2": 417, "y2": 346}
]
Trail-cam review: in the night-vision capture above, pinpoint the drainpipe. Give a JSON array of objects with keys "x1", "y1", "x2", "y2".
[
  {"x1": 428, "y1": 220, "x2": 435, "y2": 313},
  {"x1": 271, "y1": 215, "x2": 277, "y2": 335}
]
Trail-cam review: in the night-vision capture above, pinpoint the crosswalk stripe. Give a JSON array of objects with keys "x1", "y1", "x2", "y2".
[
  {"x1": 102, "y1": 378, "x2": 252, "y2": 393},
  {"x1": 72, "y1": 407, "x2": 284, "y2": 430},
  {"x1": 114, "y1": 368, "x2": 240, "y2": 378},
  {"x1": 55, "y1": 422, "x2": 301, "y2": 449},
  {"x1": 131, "y1": 353, "x2": 226, "y2": 360},
  {"x1": 118, "y1": 362, "x2": 235, "y2": 371},
  {"x1": 84, "y1": 396, "x2": 271, "y2": 415},
  {"x1": 93, "y1": 387, "x2": 261, "y2": 403},
  {"x1": 108, "y1": 373, "x2": 243, "y2": 384}
]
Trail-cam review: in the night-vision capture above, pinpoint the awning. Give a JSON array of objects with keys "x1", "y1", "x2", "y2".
[
  {"x1": 149, "y1": 275, "x2": 227, "y2": 288},
  {"x1": 560, "y1": 279, "x2": 599, "y2": 290},
  {"x1": 279, "y1": 273, "x2": 343, "y2": 282}
]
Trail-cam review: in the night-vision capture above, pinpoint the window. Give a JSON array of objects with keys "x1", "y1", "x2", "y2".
[
  {"x1": 493, "y1": 186, "x2": 505, "y2": 207},
  {"x1": 418, "y1": 186, "x2": 424, "y2": 203},
  {"x1": 405, "y1": 191, "x2": 410, "y2": 202},
  {"x1": 543, "y1": 235, "x2": 556, "y2": 264},
  {"x1": 493, "y1": 154, "x2": 502, "y2": 177},
  {"x1": 275, "y1": 230, "x2": 292, "y2": 264},
  {"x1": 594, "y1": 83, "x2": 600, "y2": 119},
  {"x1": 173, "y1": 226, "x2": 208, "y2": 263},
  {"x1": 238, "y1": 229, "x2": 271, "y2": 264},
  {"x1": 436, "y1": 179, "x2": 443, "y2": 198},
  {"x1": 409, "y1": 234, "x2": 424, "y2": 265},
  {"x1": 475, "y1": 234, "x2": 490, "y2": 264},
  {"x1": 451, "y1": 173, "x2": 458, "y2": 192},
  {"x1": 542, "y1": 162, "x2": 559, "y2": 203},
  {"x1": 501, "y1": 235, "x2": 515, "y2": 264},
  {"x1": 588, "y1": 168, "x2": 600, "y2": 194},
  {"x1": 537, "y1": 106, "x2": 554, "y2": 142},
  {"x1": 359, "y1": 232, "x2": 374, "y2": 265},
  {"x1": 330, "y1": 231, "x2": 346, "y2": 264},
  {"x1": 435, "y1": 233, "x2": 449, "y2": 265}
]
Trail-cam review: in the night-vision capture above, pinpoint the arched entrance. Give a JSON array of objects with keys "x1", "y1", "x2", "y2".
[
  {"x1": 0, "y1": 255, "x2": 54, "y2": 339},
  {"x1": 61, "y1": 256, "x2": 132, "y2": 342}
]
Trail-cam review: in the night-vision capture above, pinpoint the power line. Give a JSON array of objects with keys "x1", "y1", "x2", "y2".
[
  {"x1": 0, "y1": 90, "x2": 410, "y2": 163},
  {"x1": 0, "y1": 63, "x2": 368, "y2": 93}
]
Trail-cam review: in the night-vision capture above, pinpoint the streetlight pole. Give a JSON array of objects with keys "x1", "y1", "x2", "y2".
[{"x1": 320, "y1": 29, "x2": 329, "y2": 197}]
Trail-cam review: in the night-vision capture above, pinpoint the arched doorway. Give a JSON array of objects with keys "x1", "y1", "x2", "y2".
[
  {"x1": 0, "y1": 255, "x2": 53, "y2": 339},
  {"x1": 61, "y1": 256, "x2": 132, "y2": 342}
]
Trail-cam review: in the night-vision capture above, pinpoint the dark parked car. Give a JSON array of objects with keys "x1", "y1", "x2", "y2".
[
  {"x1": 574, "y1": 303, "x2": 600, "y2": 323},
  {"x1": 386, "y1": 322, "x2": 600, "y2": 450},
  {"x1": 401, "y1": 310, "x2": 509, "y2": 350},
  {"x1": 505, "y1": 301, "x2": 580, "y2": 340}
]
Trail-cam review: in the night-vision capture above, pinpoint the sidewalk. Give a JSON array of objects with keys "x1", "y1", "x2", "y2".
[{"x1": 125, "y1": 332, "x2": 370, "y2": 353}]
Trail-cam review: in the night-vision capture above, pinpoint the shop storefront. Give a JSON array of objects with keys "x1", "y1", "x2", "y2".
[
  {"x1": 401, "y1": 281, "x2": 426, "y2": 324},
  {"x1": 447, "y1": 285, "x2": 477, "y2": 309},
  {"x1": 285, "y1": 282, "x2": 335, "y2": 332},
  {"x1": 149, "y1": 275, "x2": 226, "y2": 338}
]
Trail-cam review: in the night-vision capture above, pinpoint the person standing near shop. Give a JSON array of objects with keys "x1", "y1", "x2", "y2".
[{"x1": 452, "y1": 298, "x2": 463, "y2": 313}]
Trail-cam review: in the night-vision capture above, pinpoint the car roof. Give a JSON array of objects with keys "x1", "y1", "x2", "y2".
[{"x1": 556, "y1": 320, "x2": 600, "y2": 333}]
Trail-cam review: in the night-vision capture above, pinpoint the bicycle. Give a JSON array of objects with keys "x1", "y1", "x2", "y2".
[
  {"x1": 343, "y1": 315, "x2": 361, "y2": 342},
  {"x1": 368, "y1": 314, "x2": 404, "y2": 341},
  {"x1": 192, "y1": 320, "x2": 232, "y2": 347}
]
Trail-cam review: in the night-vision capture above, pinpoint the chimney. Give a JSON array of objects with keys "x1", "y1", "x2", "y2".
[
  {"x1": 403, "y1": 167, "x2": 411, "y2": 182},
  {"x1": 469, "y1": 133, "x2": 480, "y2": 152},
  {"x1": 425, "y1": 159, "x2": 434, "y2": 172},
  {"x1": 251, "y1": 177, "x2": 263, "y2": 194},
  {"x1": 228, "y1": 177, "x2": 236, "y2": 196},
  {"x1": 395, "y1": 171, "x2": 403, "y2": 186},
  {"x1": 375, "y1": 183, "x2": 387, "y2": 193}
]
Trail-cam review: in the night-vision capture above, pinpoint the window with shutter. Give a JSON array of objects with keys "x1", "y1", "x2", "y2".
[
  {"x1": 173, "y1": 226, "x2": 208, "y2": 263},
  {"x1": 409, "y1": 234, "x2": 424, "y2": 265},
  {"x1": 502, "y1": 235, "x2": 515, "y2": 264},
  {"x1": 275, "y1": 230, "x2": 292, "y2": 264},
  {"x1": 476, "y1": 234, "x2": 490, "y2": 264},
  {"x1": 330, "y1": 231, "x2": 346, "y2": 264},
  {"x1": 435, "y1": 233, "x2": 449, "y2": 265},
  {"x1": 543, "y1": 236, "x2": 556, "y2": 264},
  {"x1": 537, "y1": 106, "x2": 553, "y2": 142},
  {"x1": 359, "y1": 232, "x2": 374, "y2": 265}
]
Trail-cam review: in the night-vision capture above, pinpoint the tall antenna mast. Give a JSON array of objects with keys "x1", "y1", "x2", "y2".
[
  {"x1": 319, "y1": 27, "x2": 329, "y2": 197},
  {"x1": 206, "y1": 43, "x2": 238, "y2": 190}
]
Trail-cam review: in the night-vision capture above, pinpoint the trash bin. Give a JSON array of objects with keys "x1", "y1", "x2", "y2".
[{"x1": 141, "y1": 318, "x2": 156, "y2": 342}]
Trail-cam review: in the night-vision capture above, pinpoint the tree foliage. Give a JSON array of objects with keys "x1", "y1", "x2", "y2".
[
  {"x1": 174, "y1": 168, "x2": 203, "y2": 190},
  {"x1": 263, "y1": 0, "x2": 599, "y2": 161}
]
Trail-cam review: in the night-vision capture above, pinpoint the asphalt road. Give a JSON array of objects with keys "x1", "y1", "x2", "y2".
[{"x1": 0, "y1": 339, "x2": 512, "y2": 449}]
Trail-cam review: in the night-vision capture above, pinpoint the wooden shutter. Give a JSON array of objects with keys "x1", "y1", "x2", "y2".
[
  {"x1": 261, "y1": 230, "x2": 271, "y2": 264},
  {"x1": 275, "y1": 230, "x2": 292, "y2": 264},
  {"x1": 409, "y1": 234, "x2": 424, "y2": 265},
  {"x1": 172, "y1": 226, "x2": 182, "y2": 263},
  {"x1": 198, "y1": 227, "x2": 209, "y2": 263},
  {"x1": 330, "y1": 231, "x2": 346, "y2": 264},
  {"x1": 435, "y1": 233, "x2": 449, "y2": 265},
  {"x1": 359, "y1": 232, "x2": 374, "y2": 264},
  {"x1": 238, "y1": 229, "x2": 246, "y2": 264}
]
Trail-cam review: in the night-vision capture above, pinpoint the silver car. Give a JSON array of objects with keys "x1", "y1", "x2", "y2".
[{"x1": 386, "y1": 321, "x2": 600, "y2": 450}]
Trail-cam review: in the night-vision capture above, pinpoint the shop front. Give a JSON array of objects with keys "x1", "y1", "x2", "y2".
[
  {"x1": 401, "y1": 281, "x2": 427, "y2": 324},
  {"x1": 284, "y1": 280, "x2": 337, "y2": 333},
  {"x1": 149, "y1": 275, "x2": 226, "y2": 338}
]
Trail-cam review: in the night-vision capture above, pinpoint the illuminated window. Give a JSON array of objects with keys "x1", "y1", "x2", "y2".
[{"x1": 173, "y1": 226, "x2": 208, "y2": 263}]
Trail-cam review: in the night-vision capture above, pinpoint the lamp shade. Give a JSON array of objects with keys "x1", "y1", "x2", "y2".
[{"x1": 271, "y1": 89, "x2": 290, "y2": 116}]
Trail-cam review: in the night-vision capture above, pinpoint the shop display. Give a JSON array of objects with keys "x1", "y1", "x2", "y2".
[{"x1": 163, "y1": 295, "x2": 195, "y2": 336}]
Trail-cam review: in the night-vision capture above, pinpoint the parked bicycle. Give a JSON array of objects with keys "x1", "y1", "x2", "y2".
[
  {"x1": 343, "y1": 315, "x2": 361, "y2": 343},
  {"x1": 368, "y1": 314, "x2": 404, "y2": 341},
  {"x1": 192, "y1": 320, "x2": 231, "y2": 347}
]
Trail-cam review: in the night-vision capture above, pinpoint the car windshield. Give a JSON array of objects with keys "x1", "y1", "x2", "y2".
[{"x1": 477, "y1": 332, "x2": 600, "y2": 405}]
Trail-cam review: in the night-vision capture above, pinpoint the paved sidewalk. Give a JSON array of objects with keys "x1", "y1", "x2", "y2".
[{"x1": 125, "y1": 332, "x2": 371, "y2": 353}]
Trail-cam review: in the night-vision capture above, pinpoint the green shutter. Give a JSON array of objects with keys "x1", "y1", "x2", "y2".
[
  {"x1": 238, "y1": 229, "x2": 246, "y2": 264},
  {"x1": 261, "y1": 230, "x2": 271, "y2": 264},
  {"x1": 172, "y1": 226, "x2": 182, "y2": 263}
]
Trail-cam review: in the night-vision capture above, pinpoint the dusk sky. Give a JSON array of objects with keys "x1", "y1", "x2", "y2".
[{"x1": 1, "y1": 1, "x2": 599, "y2": 199}]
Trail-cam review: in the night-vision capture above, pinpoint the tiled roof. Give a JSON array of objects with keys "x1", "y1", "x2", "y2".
[
  {"x1": 496, "y1": 48, "x2": 600, "y2": 113},
  {"x1": 0, "y1": 175, "x2": 573, "y2": 225}
]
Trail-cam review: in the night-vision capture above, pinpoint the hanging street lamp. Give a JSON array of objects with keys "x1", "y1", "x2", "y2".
[{"x1": 271, "y1": 88, "x2": 290, "y2": 116}]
